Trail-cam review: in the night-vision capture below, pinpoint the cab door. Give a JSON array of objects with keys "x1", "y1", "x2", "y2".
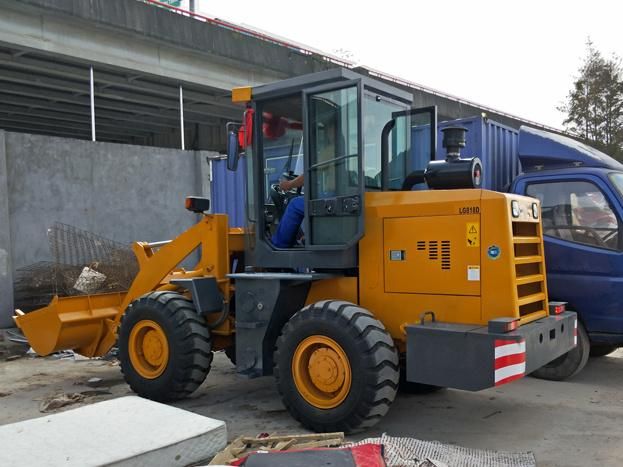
[
  {"x1": 515, "y1": 172, "x2": 623, "y2": 335},
  {"x1": 303, "y1": 80, "x2": 365, "y2": 248}
]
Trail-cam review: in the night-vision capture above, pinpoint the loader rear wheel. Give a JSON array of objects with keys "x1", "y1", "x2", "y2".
[
  {"x1": 119, "y1": 292, "x2": 212, "y2": 401},
  {"x1": 274, "y1": 300, "x2": 399, "y2": 433},
  {"x1": 532, "y1": 320, "x2": 589, "y2": 381}
]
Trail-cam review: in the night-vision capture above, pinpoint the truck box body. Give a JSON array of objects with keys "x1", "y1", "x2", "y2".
[
  {"x1": 211, "y1": 157, "x2": 247, "y2": 228},
  {"x1": 212, "y1": 117, "x2": 519, "y2": 227},
  {"x1": 435, "y1": 116, "x2": 520, "y2": 192},
  {"x1": 211, "y1": 144, "x2": 302, "y2": 228}
]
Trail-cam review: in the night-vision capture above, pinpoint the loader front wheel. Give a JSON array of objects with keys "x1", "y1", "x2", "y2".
[
  {"x1": 119, "y1": 292, "x2": 212, "y2": 401},
  {"x1": 274, "y1": 301, "x2": 399, "y2": 433}
]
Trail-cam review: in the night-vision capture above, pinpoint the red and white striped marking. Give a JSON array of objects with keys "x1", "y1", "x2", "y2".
[
  {"x1": 574, "y1": 319, "x2": 578, "y2": 346},
  {"x1": 494, "y1": 339, "x2": 526, "y2": 386}
]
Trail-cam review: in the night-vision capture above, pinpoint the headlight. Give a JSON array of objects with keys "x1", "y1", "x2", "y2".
[
  {"x1": 532, "y1": 202, "x2": 539, "y2": 219},
  {"x1": 511, "y1": 200, "x2": 520, "y2": 218}
]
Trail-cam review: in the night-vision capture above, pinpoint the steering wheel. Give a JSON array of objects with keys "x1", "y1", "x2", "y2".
[
  {"x1": 557, "y1": 225, "x2": 609, "y2": 248},
  {"x1": 269, "y1": 177, "x2": 301, "y2": 220},
  {"x1": 584, "y1": 227, "x2": 608, "y2": 248},
  {"x1": 601, "y1": 228, "x2": 618, "y2": 244}
]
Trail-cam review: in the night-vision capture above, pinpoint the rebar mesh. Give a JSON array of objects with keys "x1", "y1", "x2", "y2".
[
  {"x1": 13, "y1": 261, "x2": 57, "y2": 311},
  {"x1": 13, "y1": 223, "x2": 138, "y2": 311},
  {"x1": 48, "y1": 223, "x2": 138, "y2": 295}
]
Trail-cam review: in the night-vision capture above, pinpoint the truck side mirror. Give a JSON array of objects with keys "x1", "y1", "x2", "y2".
[{"x1": 226, "y1": 130, "x2": 239, "y2": 171}]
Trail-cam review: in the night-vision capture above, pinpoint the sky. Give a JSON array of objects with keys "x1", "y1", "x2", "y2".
[{"x1": 184, "y1": 0, "x2": 622, "y2": 129}]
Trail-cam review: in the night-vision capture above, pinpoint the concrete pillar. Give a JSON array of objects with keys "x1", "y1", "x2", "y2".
[{"x1": 0, "y1": 130, "x2": 15, "y2": 328}]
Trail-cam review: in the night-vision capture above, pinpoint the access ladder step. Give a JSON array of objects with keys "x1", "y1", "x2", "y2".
[
  {"x1": 513, "y1": 236, "x2": 541, "y2": 244},
  {"x1": 514, "y1": 255, "x2": 542, "y2": 265},
  {"x1": 515, "y1": 274, "x2": 544, "y2": 286},
  {"x1": 518, "y1": 292, "x2": 546, "y2": 307}
]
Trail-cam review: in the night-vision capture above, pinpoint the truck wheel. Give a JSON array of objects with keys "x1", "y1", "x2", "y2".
[
  {"x1": 118, "y1": 291, "x2": 212, "y2": 401},
  {"x1": 590, "y1": 344, "x2": 618, "y2": 358},
  {"x1": 274, "y1": 300, "x2": 399, "y2": 433},
  {"x1": 532, "y1": 321, "x2": 589, "y2": 381}
]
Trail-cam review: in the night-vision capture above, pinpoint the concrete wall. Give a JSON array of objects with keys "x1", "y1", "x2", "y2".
[{"x1": 0, "y1": 130, "x2": 215, "y2": 327}]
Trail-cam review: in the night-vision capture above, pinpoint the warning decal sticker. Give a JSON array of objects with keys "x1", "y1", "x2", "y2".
[
  {"x1": 467, "y1": 265, "x2": 481, "y2": 281},
  {"x1": 466, "y1": 222, "x2": 479, "y2": 247}
]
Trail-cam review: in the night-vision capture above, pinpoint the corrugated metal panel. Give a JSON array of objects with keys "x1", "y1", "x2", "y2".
[
  {"x1": 211, "y1": 144, "x2": 301, "y2": 228},
  {"x1": 437, "y1": 116, "x2": 520, "y2": 192},
  {"x1": 210, "y1": 158, "x2": 247, "y2": 228},
  {"x1": 211, "y1": 117, "x2": 519, "y2": 227}
]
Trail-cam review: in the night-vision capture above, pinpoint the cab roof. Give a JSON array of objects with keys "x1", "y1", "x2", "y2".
[
  {"x1": 251, "y1": 68, "x2": 413, "y2": 104},
  {"x1": 518, "y1": 126, "x2": 623, "y2": 171}
]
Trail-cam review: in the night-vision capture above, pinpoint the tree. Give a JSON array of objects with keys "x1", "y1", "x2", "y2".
[{"x1": 560, "y1": 40, "x2": 623, "y2": 160}]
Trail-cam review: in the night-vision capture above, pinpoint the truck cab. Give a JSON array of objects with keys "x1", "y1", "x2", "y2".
[{"x1": 511, "y1": 127, "x2": 623, "y2": 354}]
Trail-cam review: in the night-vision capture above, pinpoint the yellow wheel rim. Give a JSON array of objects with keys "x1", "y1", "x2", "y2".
[
  {"x1": 128, "y1": 320, "x2": 169, "y2": 379},
  {"x1": 292, "y1": 335, "x2": 352, "y2": 409}
]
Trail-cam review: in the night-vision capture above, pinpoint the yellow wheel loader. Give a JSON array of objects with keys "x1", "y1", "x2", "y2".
[{"x1": 15, "y1": 69, "x2": 579, "y2": 433}]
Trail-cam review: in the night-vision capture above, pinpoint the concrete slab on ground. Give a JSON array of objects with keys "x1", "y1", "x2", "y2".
[{"x1": 0, "y1": 395, "x2": 227, "y2": 467}]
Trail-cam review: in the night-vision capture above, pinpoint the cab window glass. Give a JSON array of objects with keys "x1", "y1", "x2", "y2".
[
  {"x1": 363, "y1": 94, "x2": 406, "y2": 189},
  {"x1": 308, "y1": 86, "x2": 359, "y2": 199},
  {"x1": 307, "y1": 85, "x2": 360, "y2": 245},
  {"x1": 526, "y1": 181, "x2": 620, "y2": 250},
  {"x1": 259, "y1": 95, "x2": 303, "y2": 203}
]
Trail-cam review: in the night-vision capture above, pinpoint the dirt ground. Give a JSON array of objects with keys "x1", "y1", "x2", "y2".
[{"x1": 1, "y1": 342, "x2": 623, "y2": 467}]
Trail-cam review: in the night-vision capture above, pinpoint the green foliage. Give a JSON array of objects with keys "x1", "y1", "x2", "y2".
[{"x1": 560, "y1": 40, "x2": 623, "y2": 160}]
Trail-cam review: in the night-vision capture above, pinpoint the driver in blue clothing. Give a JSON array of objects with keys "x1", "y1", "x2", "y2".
[
  {"x1": 271, "y1": 154, "x2": 305, "y2": 248},
  {"x1": 271, "y1": 105, "x2": 339, "y2": 248}
]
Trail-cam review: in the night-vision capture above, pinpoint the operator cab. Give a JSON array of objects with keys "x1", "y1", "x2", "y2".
[{"x1": 227, "y1": 69, "x2": 478, "y2": 269}]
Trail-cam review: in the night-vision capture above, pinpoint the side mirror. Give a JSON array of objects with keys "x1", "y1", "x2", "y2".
[{"x1": 226, "y1": 130, "x2": 239, "y2": 171}]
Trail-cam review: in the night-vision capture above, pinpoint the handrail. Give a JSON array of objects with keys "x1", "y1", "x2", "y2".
[{"x1": 140, "y1": 0, "x2": 565, "y2": 134}]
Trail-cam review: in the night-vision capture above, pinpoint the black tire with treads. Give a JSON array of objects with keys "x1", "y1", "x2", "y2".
[
  {"x1": 118, "y1": 291, "x2": 212, "y2": 401},
  {"x1": 274, "y1": 300, "x2": 399, "y2": 433}
]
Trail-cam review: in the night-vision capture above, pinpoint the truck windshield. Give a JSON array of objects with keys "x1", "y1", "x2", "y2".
[{"x1": 608, "y1": 172, "x2": 623, "y2": 198}]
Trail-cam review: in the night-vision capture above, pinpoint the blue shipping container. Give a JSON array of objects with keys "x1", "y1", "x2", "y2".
[
  {"x1": 210, "y1": 158, "x2": 247, "y2": 228},
  {"x1": 436, "y1": 116, "x2": 520, "y2": 192},
  {"x1": 211, "y1": 144, "x2": 302, "y2": 228},
  {"x1": 211, "y1": 116, "x2": 521, "y2": 228}
]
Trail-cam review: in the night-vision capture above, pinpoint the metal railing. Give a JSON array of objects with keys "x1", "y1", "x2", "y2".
[{"x1": 140, "y1": 0, "x2": 354, "y2": 68}]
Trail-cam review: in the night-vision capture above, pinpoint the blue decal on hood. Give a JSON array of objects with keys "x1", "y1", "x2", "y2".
[{"x1": 487, "y1": 245, "x2": 501, "y2": 260}]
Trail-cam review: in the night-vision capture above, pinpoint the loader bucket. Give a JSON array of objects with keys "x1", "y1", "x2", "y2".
[{"x1": 14, "y1": 292, "x2": 125, "y2": 358}]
